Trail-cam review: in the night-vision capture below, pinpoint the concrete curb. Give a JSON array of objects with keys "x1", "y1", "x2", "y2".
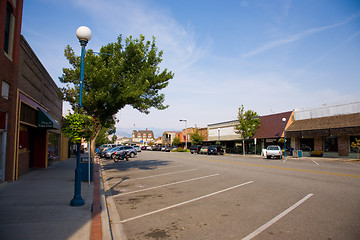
[
  {"x1": 90, "y1": 160, "x2": 102, "y2": 240},
  {"x1": 100, "y1": 158, "x2": 128, "y2": 240}
]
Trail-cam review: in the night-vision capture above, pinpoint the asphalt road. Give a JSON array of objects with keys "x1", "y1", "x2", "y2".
[{"x1": 101, "y1": 151, "x2": 360, "y2": 240}]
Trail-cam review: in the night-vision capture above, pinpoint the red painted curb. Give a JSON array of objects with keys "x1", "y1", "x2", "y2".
[{"x1": 90, "y1": 159, "x2": 102, "y2": 240}]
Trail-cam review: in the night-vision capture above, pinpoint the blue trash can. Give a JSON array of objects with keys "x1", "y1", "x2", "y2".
[
  {"x1": 297, "y1": 150, "x2": 303, "y2": 158},
  {"x1": 80, "y1": 157, "x2": 93, "y2": 182}
]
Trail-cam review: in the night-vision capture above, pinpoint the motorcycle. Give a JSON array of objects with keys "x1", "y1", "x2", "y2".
[{"x1": 112, "y1": 151, "x2": 129, "y2": 162}]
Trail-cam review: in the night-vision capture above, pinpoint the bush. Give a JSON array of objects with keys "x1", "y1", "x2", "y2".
[{"x1": 172, "y1": 147, "x2": 190, "y2": 152}]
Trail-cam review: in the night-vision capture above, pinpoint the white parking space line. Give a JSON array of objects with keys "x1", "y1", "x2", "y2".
[
  {"x1": 345, "y1": 162, "x2": 360, "y2": 167},
  {"x1": 120, "y1": 181, "x2": 254, "y2": 223},
  {"x1": 123, "y1": 165, "x2": 183, "y2": 174},
  {"x1": 312, "y1": 160, "x2": 319, "y2": 166},
  {"x1": 118, "y1": 174, "x2": 220, "y2": 196},
  {"x1": 124, "y1": 169, "x2": 197, "y2": 182},
  {"x1": 242, "y1": 193, "x2": 314, "y2": 240}
]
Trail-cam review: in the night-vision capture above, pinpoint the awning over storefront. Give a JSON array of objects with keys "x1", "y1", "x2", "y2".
[
  {"x1": 286, "y1": 113, "x2": 360, "y2": 138},
  {"x1": 37, "y1": 108, "x2": 60, "y2": 129}
]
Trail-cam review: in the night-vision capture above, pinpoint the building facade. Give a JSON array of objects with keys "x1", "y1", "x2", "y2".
[
  {"x1": 0, "y1": 0, "x2": 23, "y2": 181},
  {"x1": 287, "y1": 102, "x2": 360, "y2": 157},
  {"x1": 162, "y1": 131, "x2": 180, "y2": 146},
  {"x1": 206, "y1": 111, "x2": 293, "y2": 154},
  {"x1": 132, "y1": 129, "x2": 154, "y2": 145},
  {"x1": 0, "y1": 0, "x2": 62, "y2": 181}
]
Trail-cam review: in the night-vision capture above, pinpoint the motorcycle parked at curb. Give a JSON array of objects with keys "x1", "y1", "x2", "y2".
[{"x1": 112, "y1": 151, "x2": 129, "y2": 162}]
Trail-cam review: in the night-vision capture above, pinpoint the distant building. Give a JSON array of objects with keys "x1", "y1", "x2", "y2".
[
  {"x1": 206, "y1": 111, "x2": 293, "y2": 154},
  {"x1": 132, "y1": 129, "x2": 154, "y2": 145},
  {"x1": 179, "y1": 127, "x2": 207, "y2": 148},
  {"x1": 162, "y1": 131, "x2": 181, "y2": 145}
]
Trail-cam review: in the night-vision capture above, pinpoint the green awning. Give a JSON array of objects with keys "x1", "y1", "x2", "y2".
[{"x1": 37, "y1": 108, "x2": 60, "y2": 129}]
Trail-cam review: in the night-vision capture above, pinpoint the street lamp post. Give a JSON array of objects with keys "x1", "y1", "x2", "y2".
[
  {"x1": 179, "y1": 120, "x2": 187, "y2": 149},
  {"x1": 282, "y1": 117, "x2": 287, "y2": 158},
  {"x1": 217, "y1": 128, "x2": 220, "y2": 144},
  {"x1": 70, "y1": 26, "x2": 92, "y2": 207}
]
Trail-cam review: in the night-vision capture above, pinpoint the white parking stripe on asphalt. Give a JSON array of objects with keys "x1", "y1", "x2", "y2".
[
  {"x1": 117, "y1": 173, "x2": 220, "y2": 196},
  {"x1": 124, "y1": 169, "x2": 197, "y2": 182},
  {"x1": 312, "y1": 160, "x2": 320, "y2": 165},
  {"x1": 120, "y1": 181, "x2": 254, "y2": 223},
  {"x1": 242, "y1": 193, "x2": 314, "y2": 240},
  {"x1": 120, "y1": 165, "x2": 183, "y2": 174}
]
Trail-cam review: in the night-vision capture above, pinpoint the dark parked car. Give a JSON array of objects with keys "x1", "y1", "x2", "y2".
[
  {"x1": 190, "y1": 145, "x2": 202, "y2": 154},
  {"x1": 208, "y1": 145, "x2": 224, "y2": 155}
]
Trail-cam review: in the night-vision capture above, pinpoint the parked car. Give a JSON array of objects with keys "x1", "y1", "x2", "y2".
[
  {"x1": 104, "y1": 146, "x2": 122, "y2": 158},
  {"x1": 112, "y1": 146, "x2": 137, "y2": 159},
  {"x1": 190, "y1": 145, "x2": 202, "y2": 154},
  {"x1": 141, "y1": 146, "x2": 147, "y2": 150},
  {"x1": 100, "y1": 146, "x2": 117, "y2": 158},
  {"x1": 152, "y1": 145, "x2": 161, "y2": 151},
  {"x1": 161, "y1": 146, "x2": 166, "y2": 151},
  {"x1": 199, "y1": 146, "x2": 209, "y2": 154},
  {"x1": 146, "y1": 146, "x2": 152, "y2": 151},
  {"x1": 134, "y1": 146, "x2": 141, "y2": 152},
  {"x1": 207, "y1": 145, "x2": 224, "y2": 155},
  {"x1": 99, "y1": 144, "x2": 117, "y2": 152},
  {"x1": 265, "y1": 145, "x2": 282, "y2": 159},
  {"x1": 164, "y1": 146, "x2": 175, "y2": 152}
]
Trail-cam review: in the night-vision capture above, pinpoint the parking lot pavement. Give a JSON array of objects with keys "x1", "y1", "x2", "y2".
[{"x1": 100, "y1": 151, "x2": 360, "y2": 240}]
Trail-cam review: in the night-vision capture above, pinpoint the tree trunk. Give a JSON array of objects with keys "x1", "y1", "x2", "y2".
[
  {"x1": 242, "y1": 139, "x2": 245, "y2": 155},
  {"x1": 90, "y1": 126, "x2": 102, "y2": 159}
]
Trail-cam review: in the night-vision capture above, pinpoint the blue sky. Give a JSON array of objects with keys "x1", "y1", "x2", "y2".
[{"x1": 22, "y1": 0, "x2": 360, "y2": 137}]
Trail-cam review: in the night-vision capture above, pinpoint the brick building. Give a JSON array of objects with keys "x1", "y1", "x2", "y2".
[
  {"x1": 0, "y1": 0, "x2": 62, "y2": 181},
  {"x1": 286, "y1": 102, "x2": 360, "y2": 157},
  {"x1": 0, "y1": 0, "x2": 23, "y2": 181}
]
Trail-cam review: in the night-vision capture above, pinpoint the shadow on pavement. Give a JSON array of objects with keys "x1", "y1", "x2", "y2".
[{"x1": 0, "y1": 158, "x2": 93, "y2": 240}]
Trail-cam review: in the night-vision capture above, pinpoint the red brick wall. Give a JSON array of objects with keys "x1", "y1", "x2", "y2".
[
  {"x1": 338, "y1": 135, "x2": 349, "y2": 156},
  {"x1": 18, "y1": 151, "x2": 30, "y2": 176},
  {"x1": 314, "y1": 137, "x2": 323, "y2": 151}
]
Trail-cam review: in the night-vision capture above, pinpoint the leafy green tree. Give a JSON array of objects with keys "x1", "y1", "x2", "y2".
[
  {"x1": 60, "y1": 34, "x2": 174, "y2": 156},
  {"x1": 172, "y1": 136, "x2": 181, "y2": 147},
  {"x1": 95, "y1": 127, "x2": 110, "y2": 148},
  {"x1": 190, "y1": 129, "x2": 204, "y2": 145},
  {"x1": 234, "y1": 105, "x2": 260, "y2": 155},
  {"x1": 62, "y1": 112, "x2": 99, "y2": 143},
  {"x1": 351, "y1": 138, "x2": 360, "y2": 160},
  {"x1": 111, "y1": 134, "x2": 117, "y2": 144}
]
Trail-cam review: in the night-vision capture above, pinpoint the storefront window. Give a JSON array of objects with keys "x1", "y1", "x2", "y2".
[
  {"x1": 324, "y1": 137, "x2": 338, "y2": 152},
  {"x1": 350, "y1": 136, "x2": 360, "y2": 153},
  {"x1": 300, "y1": 138, "x2": 314, "y2": 151},
  {"x1": 48, "y1": 132, "x2": 59, "y2": 161}
]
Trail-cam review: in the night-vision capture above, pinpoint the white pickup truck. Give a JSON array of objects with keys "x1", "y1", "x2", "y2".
[{"x1": 265, "y1": 145, "x2": 283, "y2": 159}]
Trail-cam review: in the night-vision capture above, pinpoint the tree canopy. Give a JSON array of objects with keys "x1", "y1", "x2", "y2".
[
  {"x1": 190, "y1": 129, "x2": 204, "y2": 145},
  {"x1": 60, "y1": 34, "x2": 174, "y2": 154},
  {"x1": 234, "y1": 105, "x2": 260, "y2": 155}
]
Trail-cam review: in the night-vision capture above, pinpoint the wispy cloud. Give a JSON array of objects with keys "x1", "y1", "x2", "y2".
[
  {"x1": 242, "y1": 11, "x2": 360, "y2": 58},
  {"x1": 292, "y1": 30, "x2": 360, "y2": 78},
  {"x1": 71, "y1": 0, "x2": 210, "y2": 71}
]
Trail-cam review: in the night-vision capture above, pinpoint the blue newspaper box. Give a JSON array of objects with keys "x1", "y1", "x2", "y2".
[{"x1": 80, "y1": 157, "x2": 93, "y2": 182}]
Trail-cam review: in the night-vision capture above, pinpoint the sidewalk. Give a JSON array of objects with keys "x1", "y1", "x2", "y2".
[{"x1": 0, "y1": 157, "x2": 96, "y2": 240}]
